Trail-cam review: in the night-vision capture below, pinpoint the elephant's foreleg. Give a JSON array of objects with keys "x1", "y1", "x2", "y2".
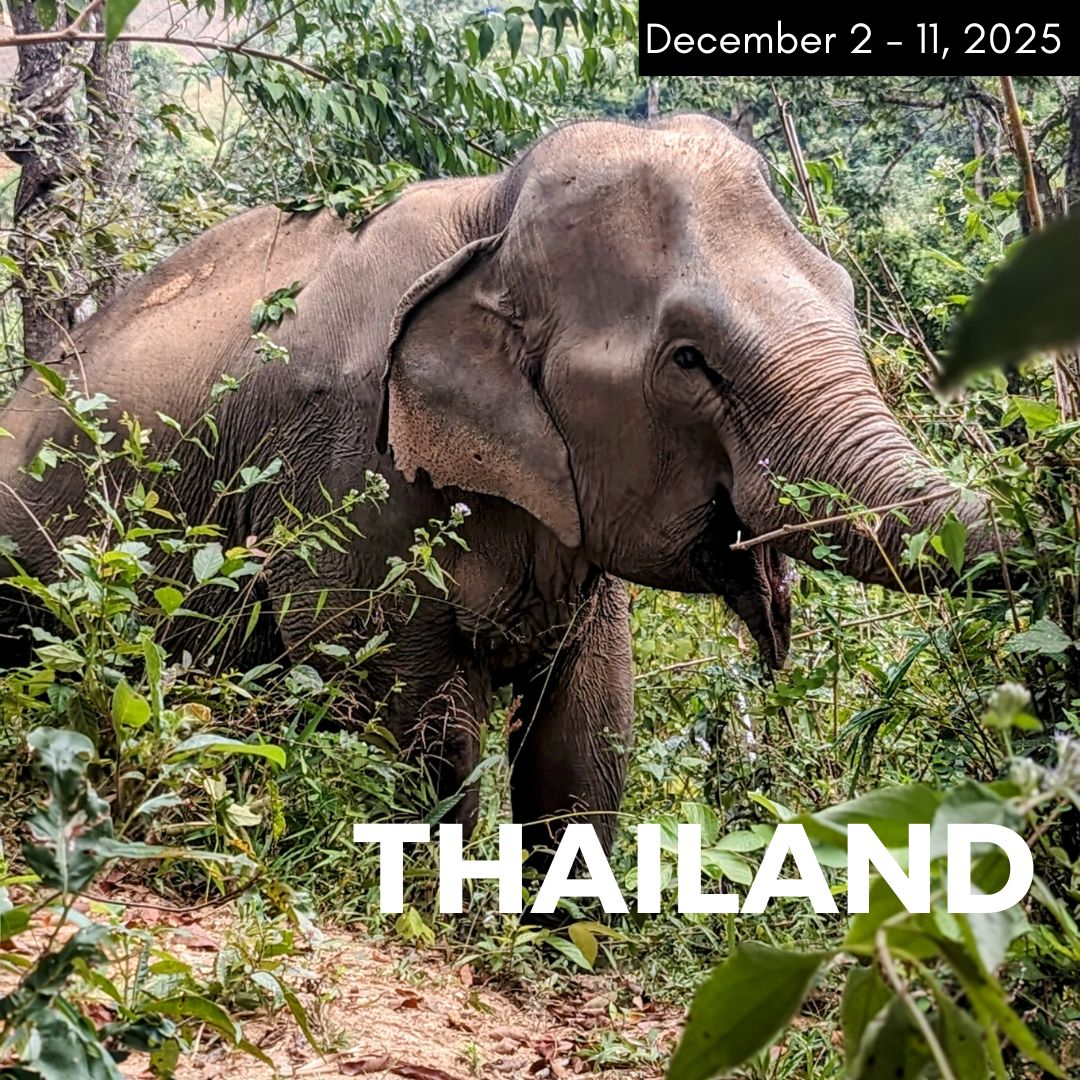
[{"x1": 509, "y1": 578, "x2": 634, "y2": 864}]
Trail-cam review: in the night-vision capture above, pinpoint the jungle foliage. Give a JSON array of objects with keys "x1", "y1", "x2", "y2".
[{"x1": 2, "y1": 1, "x2": 1080, "y2": 1078}]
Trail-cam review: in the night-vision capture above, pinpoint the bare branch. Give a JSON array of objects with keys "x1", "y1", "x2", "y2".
[{"x1": 729, "y1": 491, "x2": 956, "y2": 553}]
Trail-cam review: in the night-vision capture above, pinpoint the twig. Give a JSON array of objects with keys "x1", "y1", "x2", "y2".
[
  {"x1": 729, "y1": 491, "x2": 956, "y2": 552},
  {"x1": 770, "y1": 80, "x2": 827, "y2": 254},
  {"x1": 79, "y1": 873, "x2": 263, "y2": 914},
  {"x1": 875, "y1": 250, "x2": 941, "y2": 377},
  {"x1": 876, "y1": 930, "x2": 958, "y2": 1080}
]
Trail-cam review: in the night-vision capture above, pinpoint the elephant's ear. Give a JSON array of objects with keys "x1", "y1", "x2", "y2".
[{"x1": 376, "y1": 234, "x2": 582, "y2": 549}]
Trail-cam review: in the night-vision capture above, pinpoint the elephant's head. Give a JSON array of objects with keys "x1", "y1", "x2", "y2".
[{"x1": 378, "y1": 114, "x2": 1001, "y2": 668}]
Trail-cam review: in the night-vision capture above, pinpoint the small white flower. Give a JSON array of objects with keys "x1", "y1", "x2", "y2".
[
  {"x1": 1050, "y1": 734, "x2": 1080, "y2": 790},
  {"x1": 452, "y1": 502, "x2": 472, "y2": 518},
  {"x1": 1008, "y1": 757, "x2": 1043, "y2": 797}
]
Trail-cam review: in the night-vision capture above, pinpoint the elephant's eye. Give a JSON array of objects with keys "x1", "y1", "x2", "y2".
[{"x1": 673, "y1": 346, "x2": 706, "y2": 370}]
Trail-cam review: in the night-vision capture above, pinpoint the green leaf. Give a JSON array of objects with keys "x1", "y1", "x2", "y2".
[
  {"x1": 506, "y1": 12, "x2": 524, "y2": 56},
  {"x1": 936, "y1": 938, "x2": 1064, "y2": 1076},
  {"x1": 29, "y1": 360, "x2": 66, "y2": 396},
  {"x1": 544, "y1": 934, "x2": 593, "y2": 970},
  {"x1": 1000, "y1": 396, "x2": 1059, "y2": 436},
  {"x1": 701, "y1": 849, "x2": 754, "y2": 886},
  {"x1": 154, "y1": 586, "x2": 185, "y2": 615},
  {"x1": 23, "y1": 729, "x2": 114, "y2": 892},
  {"x1": 145, "y1": 993, "x2": 241, "y2": 1045},
  {"x1": 112, "y1": 679, "x2": 151, "y2": 730},
  {"x1": 798, "y1": 784, "x2": 942, "y2": 849},
  {"x1": 840, "y1": 965, "x2": 893, "y2": 1064},
  {"x1": 167, "y1": 733, "x2": 286, "y2": 768},
  {"x1": 934, "y1": 993, "x2": 989, "y2": 1079},
  {"x1": 0, "y1": 904, "x2": 31, "y2": 941},
  {"x1": 667, "y1": 944, "x2": 827, "y2": 1080},
  {"x1": 931, "y1": 513, "x2": 968, "y2": 575},
  {"x1": 105, "y1": 0, "x2": 142, "y2": 45},
  {"x1": 848, "y1": 997, "x2": 929, "y2": 1079},
  {"x1": 34, "y1": 641, "x2": 85, "y2": 672},
  {"x1": 713, "y1": 830, "x2": 766, "y2": 853},
  {"x1": 568, "y1": 922, "x2": 598, "y2": 968},
  {"x1": 941, "y1": 214, "x2": 1080, "y2": 388},
  {"x1": 1005, "y1": 617, "x2": 1072, "y2": 658},
  {"x1": 192, "y1": 542, "x2": 225, "y2": 583}
]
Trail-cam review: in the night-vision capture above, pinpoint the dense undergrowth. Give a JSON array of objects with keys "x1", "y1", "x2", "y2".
[
  {"x1": 3, "y1": 299, "x2": 1080, "y2": 1077},
  {"x1": 2, "y1": 9, "x2": 1080, "y2": 1076}
]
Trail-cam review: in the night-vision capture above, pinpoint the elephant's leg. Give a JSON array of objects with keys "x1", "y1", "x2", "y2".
[{"x1": 509, "y1": 577, "x2": 634, "y2": 864}]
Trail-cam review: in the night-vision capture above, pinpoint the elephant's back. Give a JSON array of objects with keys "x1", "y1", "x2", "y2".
[{"x1": 0, "y1": 207, "x2": 352, "y2": 472}]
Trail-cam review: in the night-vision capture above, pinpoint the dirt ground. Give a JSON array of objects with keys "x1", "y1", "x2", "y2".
[{"x1": 4, "y1": 890, "x2": 684, "y2": 1079}]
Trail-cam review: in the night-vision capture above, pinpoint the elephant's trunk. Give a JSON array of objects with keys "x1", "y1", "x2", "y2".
[{"x1": 732, "y1": 346, "x2": 1002, "y2": 592}]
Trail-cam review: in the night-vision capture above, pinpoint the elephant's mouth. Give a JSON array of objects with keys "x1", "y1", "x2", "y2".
[{"x1": 692, "y1": 490, "x2": 794, "y2": 670}]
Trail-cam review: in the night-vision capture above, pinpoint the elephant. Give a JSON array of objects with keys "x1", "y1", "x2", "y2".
[{"x1": 0, "y1": 113, "x2": 1003, "y2": 863}]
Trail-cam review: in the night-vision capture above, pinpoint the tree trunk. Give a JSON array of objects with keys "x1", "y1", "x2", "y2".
[
  {"x1": 646, "y1": 79, "x2": 660, "y2": 120},
  {"x1": 3, "y1": 2, "x2": 91, "y2": 362},
  {"x1": 87, "y1": 38, "x2": 136, "y2": 307},
  {"x1": 729, "y1": 98, "x2": 756, "y2": 142},
  {"x1": 1065, "y1": 89, "x2": 1080, "y2": 213}
]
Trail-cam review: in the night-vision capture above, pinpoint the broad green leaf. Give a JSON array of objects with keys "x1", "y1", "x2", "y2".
[
  {"x1": 667, "y1": 944, "x2": 827, "y2": 1080},
  {"x1": 544, "y1": 934, "x2": 593, "y2": 970},
  {"x1": 844, "y1": 877, "x2": 940, "y2": 960},
  {"x1": 798, "y1": 784, "x2": 941, "y2": 849},
  {"x1": 934, "y1": 992, "x2": 989, "y2": 1079},
  {"x1": 701, "y1": 849, "x2": 753, "y2": 886},
  {"x1": 0, "y1": 904, "x2": 31, "y2": 941},
  {"x1": 105, "y1": 0, "x2": 142, "y2": 44},
  {"x1": 941, "y1": 214, "x2": 1080, "y2": 388},
  {"x1": 681, "y1": 802, "x2": 719, "y2": 844},
  {"x1": 23, "y1": 729, "x2": 114, "y2": 891},
  {"x1": 192, "y1": 542, "x2": 224, "y2": 583},
  {"x1": 714, "y1": 830, "x2": 766, "y2": 853},
  {"x1": 145, "y1": 993, "x2": 241, "y2": 1044},
  {"x1": 848, "y1": 998, "x2": 929, "y2": 1079},
  {"x1": 840, "y1": 965, "x2": 893, "y2": 1064},
  {"x1": 936, "y1": 938, "x2": 1065, "y2": 1076},
  {"x1": 506, "y1": 12, "x2": 524, "y2": 56},
  {"x1": 154, "y1": 586, "x2": 185, "y2": 615},
  {"x1": 1000, "y1": 396, "x2": 1059, "y2": 436},
  {"x1": 568, "y1": 922, "x2": 598, "y2": 968},
  {"x1": 30, "y1": 360, "x2": 66, "y2": 395},
  {"x1": 931, "y1": 513, "x2": 968, "y2": 575},
  {"x1": 167, "y1": 734, "x2": 286, "y2": 769},
  {"x1": 35, "y1": 641, "x2": 84, "y2": 672},
  {"x1": 112, "y1": 679, "x2": 151, "y2": 730},
  {"x1": 1004, "y1": 617, "x2": 1072, "y2": 658}
]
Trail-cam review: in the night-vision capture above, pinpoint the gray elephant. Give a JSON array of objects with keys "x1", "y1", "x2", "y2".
[{"x1": 0, "y1": 114, "x2": 1000, "y2": 859}]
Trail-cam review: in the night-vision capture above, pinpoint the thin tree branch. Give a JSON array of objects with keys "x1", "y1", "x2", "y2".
[{"x1": 729, "y1": 491, "x2": 956, "y2": 552}]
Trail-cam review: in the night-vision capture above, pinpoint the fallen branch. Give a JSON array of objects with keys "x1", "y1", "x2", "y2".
[{"x1": 729, "y1": 490, "x2": 956, "y2": 552}]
